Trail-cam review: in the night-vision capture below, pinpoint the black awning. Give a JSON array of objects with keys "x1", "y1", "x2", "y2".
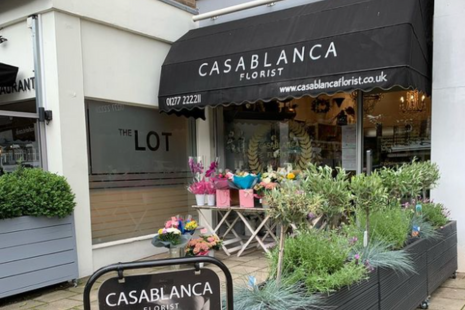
[
  {"x1": 0, "y1": 63, "x2": 19, "y2": 87},
  {"x1": 159, "y1": 0, "x2": 433, "y2": 113}
]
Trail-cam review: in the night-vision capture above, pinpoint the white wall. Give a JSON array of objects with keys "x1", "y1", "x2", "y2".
[
  {"x1": 0, "y1": 21, "x2": 35, "y2": 103},
  {"x1": 81, "y1": 21, "x2": 171, "y2": 107},
  {"x1": 431, "y1": 0, "x2": 465, "y2": 272},
  {"x1": 40, "y1": 11, "x2": 94, "y2": 277},
  {"x1": 53, "y1": 0, "x2": 195, "y2": 43}
]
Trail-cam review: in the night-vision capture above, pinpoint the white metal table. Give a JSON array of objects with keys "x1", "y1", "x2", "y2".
[{"x1": 192, "y1": 205, "x2": 278, "y2": 257}]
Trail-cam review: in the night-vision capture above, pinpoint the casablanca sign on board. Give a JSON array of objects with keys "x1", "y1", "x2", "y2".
[{"x1": 98, "y1": 269, "x2": 221, "y2": 310}]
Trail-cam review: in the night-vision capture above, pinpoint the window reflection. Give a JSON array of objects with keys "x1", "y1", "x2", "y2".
[
  {"x1": 0, "y1": 116, "x2": 40, "y2": 173},
  {"x1": 363, "y1": 90, "x2": 431, "y2": 168},
  {"x1": 223, "y1": 94, "x2": 358, "y2": 172}
]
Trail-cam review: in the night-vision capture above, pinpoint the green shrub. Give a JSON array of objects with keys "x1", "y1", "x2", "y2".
[
  {"x1": 357, "y1": 207, "x2": 411, "y2": 250},
  {"x1": 268, "y1": 230, "x2": 368, "y2": 294},
  {"x1": 422, "y1": 202, "x2": 449, "y2": 228},
  {"x1": 302, "y1": 164, "x2": 353, "y2": 228},
  {"x1": 0, "y1": 167, "x2": 76, "y2": 219}
]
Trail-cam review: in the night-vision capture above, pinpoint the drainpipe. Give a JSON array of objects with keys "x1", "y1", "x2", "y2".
[{"x1": 28, "y1": 15, "x2": 48, "y2": 170}]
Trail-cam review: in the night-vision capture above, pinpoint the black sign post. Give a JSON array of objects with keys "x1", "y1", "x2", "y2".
[{"x1": 83, "y1": 256, "x2": 233, "y2": 310}]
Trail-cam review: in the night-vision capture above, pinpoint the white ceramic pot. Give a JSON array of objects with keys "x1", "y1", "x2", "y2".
[
  {"x1": 207, "y1": 194, "x2": 216, "y2": 206},
  {"x1": 195, "y1": 194, "x2": 206, "y2": 206}
]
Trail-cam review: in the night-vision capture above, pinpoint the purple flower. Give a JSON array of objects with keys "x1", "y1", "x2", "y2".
[
  {"x1": 349, "y1": 236, "x2": 358, "y2": 245},
  {"x1": 188, "y1": 157, "x2": 204, "y2": 175},
  {"x1": 205, "y1": 160, "x2": 218, "y2": 178},
  {"x1": 354, "y1": 254, "x2": 360, "y2": 261},
  {"x1": 308, "y1": 213, "x2": 315, "y2": 220},
  {"x1": 364, "y1": 260, "x2": 375, "y2": 272}
]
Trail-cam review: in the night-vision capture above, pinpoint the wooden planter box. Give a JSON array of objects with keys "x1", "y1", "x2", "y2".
[
  {"x1": 320, "y1": 271, "x2": 379, "y2": 310},
  {"x1": 378, "y1": 238, "x2": 428, "y2": 310},
  {"x1": 0, "y1": 216, "x2": 79, "y2": 298},
  {"x1": 426, "y1": 221, "x2": 458, "y2": 295}
]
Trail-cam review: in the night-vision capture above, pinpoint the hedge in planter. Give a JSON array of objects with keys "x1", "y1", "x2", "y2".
[{"x1": 0, "y1": 167, "x2": 78, "y2": 299}]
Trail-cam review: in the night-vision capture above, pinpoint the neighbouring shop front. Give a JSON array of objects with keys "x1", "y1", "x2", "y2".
[{"x1": 159, "y1": 0, "x2": 434, "y2": 174}]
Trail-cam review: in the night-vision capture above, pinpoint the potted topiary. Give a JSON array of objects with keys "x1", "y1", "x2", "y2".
[{"x1": 0, "y1": 166, "x2": 78, "y2": 298}]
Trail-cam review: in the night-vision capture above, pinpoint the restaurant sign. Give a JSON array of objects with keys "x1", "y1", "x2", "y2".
[{"x1": 98, "y1": 269, "x2": 221, "y2": 310}]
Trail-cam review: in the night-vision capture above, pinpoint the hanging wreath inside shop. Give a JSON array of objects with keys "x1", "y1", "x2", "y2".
[
  {"x1": 311, "y1": 97, "x2": 331, "y2": 113},
  {"x1": 247, "y1": 121, "x2": 313, "y2": 173}
]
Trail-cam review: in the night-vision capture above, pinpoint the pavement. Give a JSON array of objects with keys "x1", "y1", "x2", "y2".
[{"x1": 0, "y1": 249, "x2": 464, "y2": 310}]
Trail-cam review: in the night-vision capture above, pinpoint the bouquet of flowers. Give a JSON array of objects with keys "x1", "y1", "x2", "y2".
[
  {"x1": 212, "y1": 169, "x2": 233, "y2": 190},
  {"x1": 152, "y1": 216, "x2": 195, "y2": 248},
  {"x1": 184, "y1": 219, "x2": 198, "y2": 234},
  {"x1": 231, "y1": 171, "x2": 259, "y2": 189},
  {"x1": 276, "y1": 164, "x2": 302, "y2": 183},
  {"x1": 185, "y1": 238, "x2": 211, "y2": 256},
  {"x1": 188, "y1": 181, "x2": 208, "y2": 195},
  {"x1": 185, "y1": 233, "x2": 223, "y2": 256},
  {"x1": 188, "y1": 157, "x2": 219, "y2": 199},
  {"x1": 201, "y1": 234, "x2": 223, "y2": 251},
  {"x1": 166, "y1": 215, "x2": 198, "y2": 235},
  {"x1": 255, "y1": 166, "x2": 280, "y2": 198}
]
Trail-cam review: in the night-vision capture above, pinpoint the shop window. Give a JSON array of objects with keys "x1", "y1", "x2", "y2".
[
  {"x1": 222, "y1": 94, "x2": 358, "y2": 172},
  {"x1": 86, "y1": 100, "x2": 195, "y2": 244},
  {"x1": 0, "y1": 100, "x2": 36, "y2": 113},
  {"x1": 0, "y1": 115, "x2": 41, "y2": 174},
  {"x1": 363, "y1": 90, "x2": 431, "y2": 168}
]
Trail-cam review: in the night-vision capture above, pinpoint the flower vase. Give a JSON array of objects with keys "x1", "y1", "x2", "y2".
[
  {"x1": 169, "y1": 247, "x2": 182, "y2": 270},
  {"x1": 195, "y1": 194, "x2": 206, "y2": 206},
  {"x1": 207, "y1": 194, "x2": 215, "y2": 206}
]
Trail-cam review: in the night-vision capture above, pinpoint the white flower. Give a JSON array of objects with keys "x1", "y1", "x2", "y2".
[
  {"x1": 166, "y1": 228, "x2": 181, "y2": 234},
  {"x1": 263, "y1": 177, "x2": 272, "y2": 184}
]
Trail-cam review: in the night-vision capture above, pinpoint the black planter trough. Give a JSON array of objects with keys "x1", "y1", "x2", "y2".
[
  {"x1": 378, "y1": 238, "x2": 428, "y2": 310},
  {"x1": 426, "y1": 221, "x2": 458, "y2": 295},
  {"x1": 320, "y1": 271, "x2": 379, "y2": 310}
]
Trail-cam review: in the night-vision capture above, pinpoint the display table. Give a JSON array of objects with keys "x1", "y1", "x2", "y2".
[{"x1": 192, "y1": 205, "x2": 278, "y2": 257}]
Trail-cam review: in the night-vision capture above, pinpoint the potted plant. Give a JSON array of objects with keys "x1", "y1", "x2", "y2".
[
  {"x1": 151, "y1": 216, "x2": 194, "y2": 263},
  {"x1": 188, "y1": 157, "x2": 219, "y2": 206},
  {"x1": 0, "y1": 166, "x2": 78, "y2": 298},
  {"x1": 227, "y1": 160, "x2": 455, "y2": 310}
]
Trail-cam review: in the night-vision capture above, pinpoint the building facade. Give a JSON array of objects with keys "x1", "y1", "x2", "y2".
[
  {"x1": 0, "y1": 0, "x2": 197, "y2": 277},
  {"x1": 0, "y1": 0, "x2": 464, "y2": 281}
]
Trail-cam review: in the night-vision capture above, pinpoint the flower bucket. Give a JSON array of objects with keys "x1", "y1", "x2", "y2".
[
  {"x1": 207, "y1": 194, "x2": 216, "y2": 206},
  {"x1": 195, "y1": 194, "x2": 206, "y2": 206}
]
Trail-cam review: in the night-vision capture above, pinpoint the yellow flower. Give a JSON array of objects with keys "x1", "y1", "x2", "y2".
[
  {"x1": 158, "y1": 228, "x2": 164, "y2": 235},
  {"x1": 287, "y1": 173, "x2": 296, "y2": 180}
]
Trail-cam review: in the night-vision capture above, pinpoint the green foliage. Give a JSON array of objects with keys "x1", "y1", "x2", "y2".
[
  {"x1": 422, "y1": 202, "x2": 449, "y2": 228},
  {"x1": 350, "y1": 172, "x2": 388, "y2": 213},
  {"x1": 302, "y1": 164, "x2": 353, "y2": 226},
  {"x1": 350, "y1": 239, "x2": 416, "y2": 274},
  {"x1": 410, "y1": 160, "x2": 440, "y2": 192},
  {"x1": 268, "y1": 230, "x2": 368, "y2": 294},
  {"x1": 0, "y1": 167, "x2": 76, "y2": 219},
  {"x1": 265, "y1": 182, "x2": 322, "y2": 227},
  {"x1": 379, "y1": 160, "x2": 440, "y2": 202},
  {"x1": 357, "y1": 207, "x2": 411, "y2": 250},
  {"x1": 229, "y1": 278, "x2": 322, "y2": 310},
  {"x1": 379, "y1": 164, "x2": 421, "y2": 202}
]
